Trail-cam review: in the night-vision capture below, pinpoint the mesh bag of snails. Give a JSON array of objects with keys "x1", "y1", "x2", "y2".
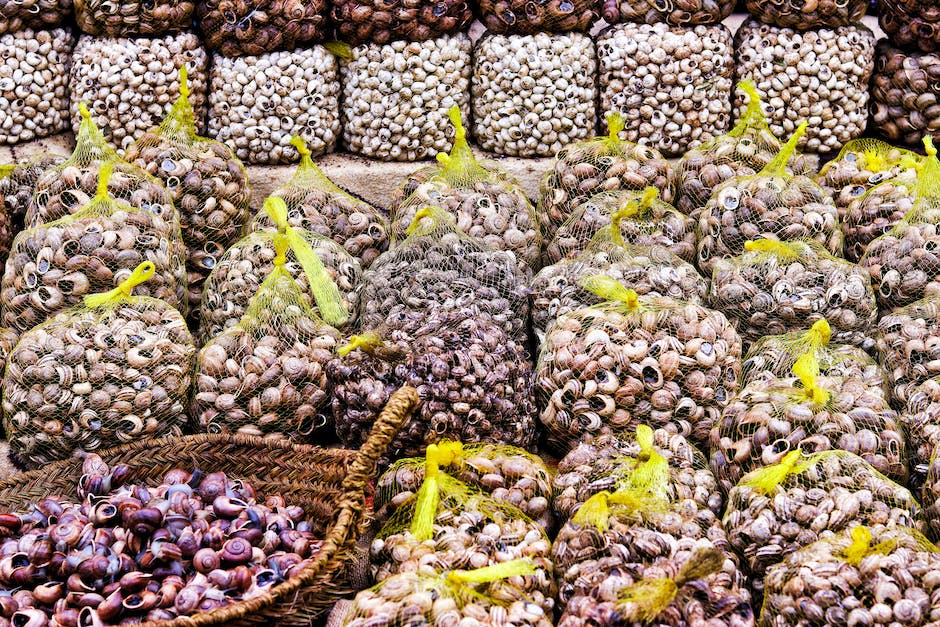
[
  {"x1": 0, "y1": 162, "x2": 187, "y2": 336},
  {"x1": 875, "y1": 294, "x2": 940, "y2": 407},
  {"x1": 600, "y1": 0, "x2": 733, "y2": 25},
  {"x1": 759, "y1": 525, "x2": 940, "y2": 626},
  {"x1": 197, "y1": 197, "x2": 360, "y2": 345},
  {"x1": 696, "y1": 121, "x2": 842, "y2": 276},
  {"x1": 0, "y1": 154, "x2": 66, "y2": 238},
  {"x1": 1, "y1": 261, "x2": 196, "y2": 468},
  {"x1": 723, "y1": 448, "x2": 924, "y2": 601},
  {"x1": 902, "y1": 376, "x2": 940, "y2": 487},
  {"x1": 74, "y1": 0, "x2": 193, "y2": 35},
  {"x1": 743, "y1": 0, "x2": 865, "y2": 29},
  {"x1": 537, "y1": 277, "x2": 742, "y2": 454},
  {"x1": 332, "y1": 0, "x2": 471, "y2": 44},
  {"x1": 247, "y1": 136, "x2": 388, "y2": 269},
  {"x1": 536, "y1": 112, "x2": 676, "y2": 241},
  {"x1": 192, "y1": 233, "x2": 342, "y2": 442},
  {"x1": 123, "y1": 66, "x2": 251, "y2": 320},
  {"x1": 369, "y1": 445, "x2": 556, "y2": 614},
  {"x1": 530, "y1": 230, "x2": 707, "y2": 346},
  {"x1": 476, "y1": 0, "x2": 596, "y2": 34},
  {"x1": 25, "y1": 103, "x2": 176, "y2": 230},
  {"x1": 390, "y1": 107, "x2": 540, "y2": 274},
  {"x1": 328, "y1": 307, "x2": 537, "y2": 463},
  {"x1": 880, "y1": 0, "x2": 940, "y2": 53},
  {"x1": 543, "y1": 187, "x2": 697, "y2": 266},
  {"x1": 196, "y1": 0, "x2": 328, "y2": 56},
  {"x1": 860, "y1": 138, "x2": 940, "y2": 311},
  {"x1": 357, "y1": 206, "x2": 530, "y2": 344},
  {"x1": 708, "y1": 238, "x2": 878, "y2": 349},
  {"x1": 552, "y1": 425, "x2": 724, "y2": 524},
  {"x1": 374, "y1": 440, "x2": 554, "y2": 531},
  {"x1": 0, "y1": 0, "x2": 72, "y2": 34},
  {"x1": 342, "y1": 560, "x2": 552, "y2": 627},
  {"x1": 870, "y1": 43, "x2": 940, "y2": 148},
  {"x1": 709, "y1": 352, "x2": 908, "y2": 496}
]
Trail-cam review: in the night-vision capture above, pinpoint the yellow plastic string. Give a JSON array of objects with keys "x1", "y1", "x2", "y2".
[
  {"x1": 0, "y1": 164, "x2": 14, "y2": 178},
  {"x1": 434, "y1": 106, "x2": 485, "y2": 185},
  {"x1": 805, "y1": 319, "x2": 832, "y2": 347},
  {"x1": 572, "y1": 487, "x2": 666, "y2": 532},
  {"x1": 75, "y1": 102, "x2": 117, "y2": 164},
  {"x1": 744, "y1": 238, "x2": 800, "y2": 259},
  {"x1": 739, "y1": 449, "x2": 812, "y2": 494},
  {"x1": 273, "y1": 232, "x2": 289, "y2": 268},
  {"x1": 404, "y1": 205, "x2": 458, "y2": 237},
  {"x1": 337, "y1": 332, "x2": 384, "y2": 357},
  {"x1": 411, "y1": 443, "x2": 454, "y2": 541},
  {"x1": 728, "y1": 79, "x2": 764, "y2": 139},
  {"x1": 445, "y1": 559, "x2": 536, "y2": 585},
  {"x1": 617, "y1": 548, "x2": 725, "y2": 623},
  {"x1": 606, "y1": 112, "x2": 625, "y2": 144},
  {"x1": 434, "y1": 441, "x2": 465, "y2": 468},
  {"x1": 324, "y1": 41, "x2": 353, "y2": 59},
  {"x1": 83, "y1": 261, "x2": 156, "y2": 308},
  {"x1": 580, "y1": 276, "x2": 639, "y2": 309},
  {"x1": 620, "y1": 425, "x2": 669, "y2": 502},
  {"x1": 608, "y1": 187, "x2": 658, "y2": 246},
  {"x1": 287, "y1": 135, "x2": 347, "y2": 196},
  {"x1": 92, "y1": 161, "x2": 114, "y2": 202},
  {"x1": 841, "y1": 526, "x2": 897, "y2": 566},
  {"x1": 915, "y1": 137, "x2": 940, "y2": 200},
  {"x1": 793, "y1": 353, "x2": 830, "y2": 405},
  {"x1": 263, "y1": 196, "x2": 349, "y2": 327},
  {"x1": 763, "y1": 120, "x2": 808, "y2": 175}
]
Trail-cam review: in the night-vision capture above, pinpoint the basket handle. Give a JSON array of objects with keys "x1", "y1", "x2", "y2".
[{"x1": 344, "y1": 386, "x2": 419, "y2": 492}]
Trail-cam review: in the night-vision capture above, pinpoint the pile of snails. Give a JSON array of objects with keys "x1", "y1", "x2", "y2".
[
  {"x1": 74, "y1": 0, "x2": 194, "y2": 35},
  {"x1": 196, "y1": 0, "x2": 328, "y2": 56},
  {"x1": 875, "y1": 296, "x2": 940, "y2": 405},
  {"x1": 330, "y1": 0, "x2": 471, "y2": 44},
  {"x1": 0, "y1": 155, "x2": 66, "y2": 266},
  {"x1": 903, "y1": 376, "x2": 940, "y2": 483},
  {"x1": 871, "y1": 42, "x2": 940, "y2": 146}
]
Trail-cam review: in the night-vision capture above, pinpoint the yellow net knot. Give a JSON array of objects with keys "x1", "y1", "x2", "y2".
[
  {"x1": 861, "y1": 148, "x2": 887, "y2": 174},
  {"x1": 93, "y1": 161, "x2": 114, "y2": 202},
  {"x1": 324, "y1": 41, "x2": 353, "y2": 59},
  {"x1": 337, "y1": 332, "x2": 383, "y2": 357},
  {"x1": 842, "y1": 526, "x2": 874, "y2": 565},
  {"x1": 606, "y1": 111, "x2": 625, "y2": 141},
  {"x1": 636, "y1": 425, "x2": 655, "y2": 456},
  {"x1": 290, "y1": 135, "x2": 312, "y2": 161},
  {"x1": 406, "y1": 206, "x2": 451, "y2": 235},
  {"x1": 793, "y1": 353, "x2": 830, "y2": 405},
  {"x1": 925, "y1": 136, "x2": 937, "y2": 159},
  {"x1": 78, "y1": 101, "x2": 92, "y2": 123},
  {"x1": 806, "y1": 319, "x2": 832, "y2": 347},
  {"x1": 580, "y1": 276, "x2": 638, "y2": 308},
  {"x1": 617, "y1": 548, "x2": 724, "y2": 624},
  {"x1": 445, "y1": 559, "x2": 536, "y2": 586},
  {"x1": 430, "y1": 440, "x2": 465, "y2": 469},
  {"x1": 744, "y1": 238, "x2": 798, "y2": 258},
  {"x1": 739, "y1": 449, "x2": 809, "y2": 494},
  {"x1": 765, "y1": 120, "x2": 808, "y2": 174},
  {"x1": 447, "y1": 105, "x2": 466, "y2": 144},
  {"x1": 625, "y1": 425, "x2": 669, "y2": 501},
  {"x1": 739, "y1": 79, "x2": 760, "y2": 113},
  {"x1": 412, "y1": 444, "x2": 447, "y2": 541},
  {"x1": 613, "y1": 187, "x2": 658, "y2": 222},
  {"x1": 178, "y1": 65, "x2": 190, "y2": 99},
  {"x1": 273, "y1": 232, "x2": 289, "y2": 268},
  {"x1": 83, "y1": 261, "x2": 155, "y2": 308},
  {"x1": 573, "y1": 491, "x2": 614, "y2": 531}
]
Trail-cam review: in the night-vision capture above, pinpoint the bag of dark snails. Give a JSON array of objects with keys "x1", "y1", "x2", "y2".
[
  {"x1": 247, "y1": 136, "x2": 388, "y2": 268},
  {"x1": 920, "y1": 436, "x2": 940, "y2": 538},
  {"x1": 709, "y1": 352, "x2": 908, "y2": 496},
  {"x1": 196, "y1": 0, "x2": 328, "y2": 56},
  {"x1": 357, "y1": 206, "x2": 531, "y2": 344},
  {"x1": 332, "y1": 0, "x2": 472, "y2": 44},
  {"x1": 708, "y1": 238, "x2": 877, "y2": 349},
  {"x1": 391, "y1": 107, "x2": 540, "y2": 273},
  {"x1": 724, "y1": 449, "x2": 923, "y2": 601},
  {"x1": 0, "y1": 163, "x2": 187, "y2": 336},
  {"x1": 192, "y1": 232, "x2": 341, "y2": 442},
  {"x1": 370, "y1": 445, "x2": 556, "y2": 614},
  {"x1": 697, "y1": 121, "x2": 842, "y2": 276},
  {"x1": 0, "y1": 0, "x2": 72, "y2": 35},
  {"x1": 0, "y1": 154, "x2": 67, "y2": 264},
  {"x1": 537, "y1": 112, "x2": 675, "y2": 241},
  {"x1": 197, "y1": 197, "x2": 361, "y2": 345},
  {"x1": 74, "y1": 0, "x2": 193, "y2": 35},
  {"x1": 903, "y1": 376, "x2": 940, "y2": 487},
  {"x1": 744, "y1": 0, "x2": 865, "y2": 29},
  {"x1": 875, "y1": 294, "x2": 940, "y2": 406},
  {"x1": 537, "y1": 277, "x2": 742, "y2": 454},
  {"x1": 124, "y1": 67, "x2": 251, "y2": 320},
  {"x1": 601, "y1": 0, "x2": 734, "y2": 25},
  {"x1": 880, "y1": 0, "x2": 940, "y2": 53},
  {"x1": 860, "y1": 138, "x2": 940, "y2": 311},
  {"x1": 552, "y1": 424, "x2": 724, "y2": 523},
  {"x1": 1, "y1": 261, "x2": 196, "y2": 469},
  {"x1": 342, "y1": 560, "x2": 552, "y2": 627},
  {"x1": 375, "y1": 439, "x2": 554, "y2": 530},
  {"x1": 760, "y1": 526, "x2": 940, "y2": 626},
  {"x1": 477, "y1": 0, "x2": 596, "y2": 35},
  {"x1": 543, "y1": 187, "x2": 697, "y2": 266},
  {"x1": 328, "y1": 307, "x2": 537, "y2": 464},
  {"x1": 25, "y1": 103, "x2": 175, "y2": 230},
  {"x1": 531, "y1": 222, "x2": 707, "y2": 345}
]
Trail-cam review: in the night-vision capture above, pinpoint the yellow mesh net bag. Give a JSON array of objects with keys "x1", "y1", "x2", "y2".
[
  {"x1": 1, "y1": 261, "x2": 196, "y2": 468},
  {"x1": 709, "y1": 238, "x2": 877, "y2": 348},
  {"x1": 248, "y1": 136, "x2": 389, "y2": 268},
  {"x1": 0, "y1": 154, "x2": 67, "y2": 264},
  {"x1": 875, "y1": 294, "x2": 940, "y2": 406},
  {"x1": 0, "y1": 162, "x2": 187, "y2": 336},
  {"x1": 537, "y1": 277, "x2": 742, "y2": 453}
]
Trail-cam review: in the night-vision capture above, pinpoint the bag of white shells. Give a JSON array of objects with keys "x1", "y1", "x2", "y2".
[
  {"x1": 723, "y1": 448, "x2": 923, "y2": 601},
  {"x1": 709, "y1": 351, "x2": 907, "y2": 496},
  {"x1": 551, "y1": 444, "x2": 752, "y2": 626},
  {"x1": 2, "y1": 260, "x2": 196, "y2": 468},
  {"x1": 123, "y1": 67, "x2": 251, "y2": 320},
  {"x1": 192, "y1": 229, "x2": 343, "y2": 441},
  {"x1": 817, "y1": 137, "x2": 922, "y2": 262},
  {"x1": 552, "y1": 424, "x2": 724, "y2": 523},
  {"x1": 0, "y1": 162, "x2": 187, "y2": 336},
  {"x1": 675, "y1": 79, "x2": 814, "y2": 221},
  {"x1": 760, "y1": 526, "x2": 940, "y2": 626},
  {"x1": 390, "y1": 107, "x2": 540, "y2": 273},
  {"x1": 709, "y1": 238, "x2": 877, "y2": 349},
  {"x1": 370, "y1": 444, "x2": 556, "y2": 615},
  {"x1": 860, "y1": 138, "x2": 940, "y2": 310},
  {"x1": 197, "y1": 198, "x2": 361, "y2": 345},
  {"x1": 328, "y1": 306, "x2": 537, "y2": 463},
  {"x1": 247, "y1": 136, "x2": 388, "y2": 268},
  {"x1": 696, "y1": 121, "x2": 842, "y2": 276},
  {"x1": 357, "y1": 206, "x2": 530, "y2": 344},
  {"x1": 531, "y1": 218, "x2": 707, "y2": 345},
  {"x1": 875, "y1": 294, "x2": 940, "y2": 406},
  {"x1": 375, "y1": 439, "x2": 554, "y2": 530},
  {"x1": 0, "y1": 154, "x2": 67, "y2": 267},
  {"x1": 537, "y1": 112, "x2": 675, "y2": 241},
  {"x1": 902, "y1": 376, "x2": 940, "y2": 487},
  {"x1": 341, "y1": 559, "x2": 552, "y2": 627},
  {"x1": 537, "y1": 276, "x2": 742, "y2": 453},
  {"x1": 543, "y1": 186, "x2": 697, "y2": 266}
]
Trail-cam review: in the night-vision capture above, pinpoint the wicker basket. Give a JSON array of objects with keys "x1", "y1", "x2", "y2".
[{"x1": 0, "y1": 386, "x2": 420, "y2": 627}]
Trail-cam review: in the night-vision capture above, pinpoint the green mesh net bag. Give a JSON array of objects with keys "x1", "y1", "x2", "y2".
[
  {"x1": 375, "y1": 440, "x2": 554, "y2": 531},
  {"x1": 875, "y1": 294, "x2": 940, "y2": 406},
  {"x1": 248, "y1": 136, "x2": 388, "y2": 269},
  {"x1": 1, "y1": 261, "x2": 196, "y2": 468},
  {"x1": 723, "y1": 449, "x2": 923, "y2": 601},
  {"x1": 391, "y1": 107, "x2": 540, "y2": 273},
  {"x1": 124, "y1": 67, "x2": 251, "y2": 320},
  {"x1": 537, "y1": 112, "x2": 675, "y2": 242},
  {"x1": 537, "y1": 278, "x2": 741, "y2": 453},
  {"x1": 0, "y1": 163, "x2": 187, "y2": 336},
  {"x1": 709, "y1": 238, "x2": 877, "y2": 349},
  {"x1": 709, "y1": 352, "x2": 908, "y2": 496},
  {"x1": 860, "y1": 138, "x2": 940, "y2": 310},
  {"x1": 0, "y1": 154, "x2": 67, "y2": 265},
  {"x1": 192, "y1": 233, "x2": 341, "y2": 442},
  {"x1": 697, "y1": 121, "x2": 842, "y2": 276},
  {"x1": 26, "y1": 103, "x2": 175, "y2": 229},
  {"x1": 543, "y1": 187, "x2": 697, "y2": 266},
  {"x1": 197, "y1": 197, "x2": 361, "y2": 345}
]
